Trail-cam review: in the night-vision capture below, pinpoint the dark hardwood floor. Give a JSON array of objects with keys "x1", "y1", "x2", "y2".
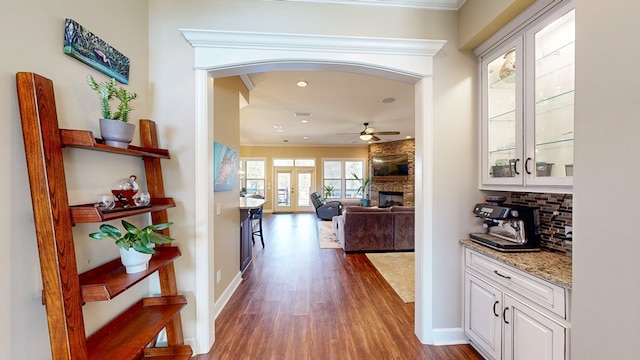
[{"x1": 194, "y1": 213, "x2": 483, "y2": 360}]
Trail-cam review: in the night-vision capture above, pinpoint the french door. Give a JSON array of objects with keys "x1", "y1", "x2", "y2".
[{"x1": 274, "y1": 167, "x2": 315, "y2": 213}]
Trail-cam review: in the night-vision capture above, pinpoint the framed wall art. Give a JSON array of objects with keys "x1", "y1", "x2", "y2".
[
  {"x1": 213, "y1": 141, "x2": 238, "y2": 192},
  {"x1": 63, "y1": 18, "x2": 130, "y2": 84}
]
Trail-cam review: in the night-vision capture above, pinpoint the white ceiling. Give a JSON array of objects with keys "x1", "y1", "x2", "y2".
[
  {"x1": 242, "y1": 0, "x2": 461, "y2": 147},
  {"x1": 240, "y1": 70, "x2": 415, "y2": 147}
]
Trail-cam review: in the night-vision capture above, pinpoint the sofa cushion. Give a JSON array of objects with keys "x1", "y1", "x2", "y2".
[
  {"x1": 390, "y1": 206, "x2": 414, "y2": 213},
  {"x1": 344, "y1": 206, "x2": 391, "y2": 213},
  {"x1": 343, "y1": 209, "x2": 393, "y2": 252},
  {"x1": 392, "y1": 210, "x2": 415, "y2": 251}
]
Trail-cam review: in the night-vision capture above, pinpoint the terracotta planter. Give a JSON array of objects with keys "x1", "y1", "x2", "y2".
[
  {"x1": 99, "y1": 118, "x2": 135, "y2": 148},
  {"x1": 119, "y1": 247, "x2": 152, "y2": 274}
]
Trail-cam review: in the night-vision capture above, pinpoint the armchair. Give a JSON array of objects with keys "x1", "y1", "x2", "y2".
[{"x1": 310, "y1": 192, "x2": 342, "y2": 220}]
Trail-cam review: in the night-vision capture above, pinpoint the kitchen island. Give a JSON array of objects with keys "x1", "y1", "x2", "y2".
[{"x1": 239, "y1": 197, "x2": 267, "y2": 273}]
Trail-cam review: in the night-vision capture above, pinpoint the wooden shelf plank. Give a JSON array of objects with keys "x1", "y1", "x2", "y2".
[
  {"x1": 79, "y1": 247, "x2": 182, "y2": 302},
  {"x1": 86, "y1": 296, "x2": 188, "y2": 360},
  {"x1": 61, "y1": 129, "x2": 170, "y2": 159},
  {"x1": 143, "y1": 345, "x2": 193, "y2": 359},
  {"x1": 372, "y1": 176, "x2": 409, "y2": 182},
  {"x1": 70, "y1": 197, "x2": 176, "y2": 224}
]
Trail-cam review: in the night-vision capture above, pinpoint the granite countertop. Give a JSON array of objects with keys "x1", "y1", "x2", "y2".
[
  {"x1": 460, "y1": 239, "x2": 572, "y2": 289},
  {"x1": 239, "y1": 197, "x2": 267, "y2": 210}
]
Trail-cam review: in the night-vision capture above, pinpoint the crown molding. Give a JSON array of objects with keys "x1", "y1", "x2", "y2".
[
  {"x1": 262, "y1": 0, "x2": 465, "y2": 10},
  {"x1": 181, "y1": 30, "x2": 446, "y2": 57}
]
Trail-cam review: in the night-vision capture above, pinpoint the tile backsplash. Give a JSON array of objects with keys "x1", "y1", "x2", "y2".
[{"x1": 508, "y1": 192, "x2": 573, "y2": 256}]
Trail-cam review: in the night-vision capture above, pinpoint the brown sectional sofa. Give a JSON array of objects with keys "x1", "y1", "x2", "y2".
[{"x1": 333, "y1": 206, "x2": 415, "y2": 253}]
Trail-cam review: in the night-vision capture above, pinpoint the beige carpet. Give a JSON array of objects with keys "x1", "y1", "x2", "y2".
[
  {"x1": 366, "y1": 252, "x2": 415, "y2": 303},
  {"x1": 317, "y1": 220, "x2": 342, "y2": 249}
]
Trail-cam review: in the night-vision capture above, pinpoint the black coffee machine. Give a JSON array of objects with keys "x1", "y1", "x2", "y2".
[{"x1": 469, "y1": 203, "x2": 541, "y2": 252}]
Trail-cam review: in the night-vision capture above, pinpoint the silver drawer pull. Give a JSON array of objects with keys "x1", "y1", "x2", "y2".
[{"x1": 494, "y1": 270, "x2": 512, "y2": 279}]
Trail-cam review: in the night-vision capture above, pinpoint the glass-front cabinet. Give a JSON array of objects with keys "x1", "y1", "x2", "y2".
[{"x1": 480, "y1": 1, "x2": 574, "y2": 190}]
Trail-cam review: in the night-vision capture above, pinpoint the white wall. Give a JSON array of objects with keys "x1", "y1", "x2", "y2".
[
  {"x1": 572, "y1": 1, "x2": 640, "y2": 358},
  {"x1": 2, "y1": 0, "x2": 150, "y2": 358},
  {"x1": 148, "y1": 0, "x2": 479, "y2": 350}
]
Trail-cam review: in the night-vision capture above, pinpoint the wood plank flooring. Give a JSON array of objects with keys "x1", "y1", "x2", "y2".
[{"x1": 194, "y1": 213, "x2": 483, "y2": 360}]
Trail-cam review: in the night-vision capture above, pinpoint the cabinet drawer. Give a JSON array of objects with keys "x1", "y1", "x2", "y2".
[{"x1": 465, "y1": 248, "x2": 566, "y2": 318}]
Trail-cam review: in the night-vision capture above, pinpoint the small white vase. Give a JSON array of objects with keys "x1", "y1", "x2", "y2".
[
  {"x1": 119, "y1": 247, "x2": 152, "y2": 274},
  {"x1": 100, "y1": 118, "x2": 135, "y2": 148}
]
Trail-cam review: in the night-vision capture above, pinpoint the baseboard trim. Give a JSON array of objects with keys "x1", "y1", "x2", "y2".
[
  {"x1": 214, "y1": 271, "x2": 243, "y2": 319},
  {"x1": 431, "y1": 327, "x2": 469, "y2": 346}
]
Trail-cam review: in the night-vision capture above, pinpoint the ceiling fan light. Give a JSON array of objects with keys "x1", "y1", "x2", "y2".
[{"x1": 360, "y1": 134, "x2": 373, "y2": 141}]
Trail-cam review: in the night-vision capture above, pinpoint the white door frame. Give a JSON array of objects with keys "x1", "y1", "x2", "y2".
[
  {"x1": 274, "y1": 167, "x2": 315, "y2": 213},
  {"x1": 182, "y1": 29, "x2": 445, "y2": 353}
]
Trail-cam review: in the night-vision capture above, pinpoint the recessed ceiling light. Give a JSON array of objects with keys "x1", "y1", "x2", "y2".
[
  {"x1": 405, "y1": 135, "x2": 412, "y2": 139},
  {"x1": 301, "y1": 119, "x2": 309, "y2": 123},
  {"x1": 276, "y1": 129, "x2": 284, "y2": 132},
  {"x1": 273, "y1": 124, "x2": 282, "y2": 130},
  {"x1": 303, "y1": 136, "x2": 309, "y2": 140},
  {"x1": 382, "y1": 97, "x2": 396, "y2": 103},
  {"x1": 296, "y1": 80, "x2": 308, "y2": 87}
]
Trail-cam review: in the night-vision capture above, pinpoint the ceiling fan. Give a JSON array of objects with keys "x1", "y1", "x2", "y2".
[{"x1": 337, "y1": 122, "x2": 400, "y2": 141}]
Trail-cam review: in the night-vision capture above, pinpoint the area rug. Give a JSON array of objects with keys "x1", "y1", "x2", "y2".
[
  {"x1": 317, "y1": 220, "x2": 342, "y2": 249},
  {"x1": 366, "y1": 252, "x2": 415, "y2": 303}
]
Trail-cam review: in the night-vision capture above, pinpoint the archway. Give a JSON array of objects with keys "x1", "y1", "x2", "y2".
[{"x1": 181, "y1": 29, "x2": 445, "y2": 352}]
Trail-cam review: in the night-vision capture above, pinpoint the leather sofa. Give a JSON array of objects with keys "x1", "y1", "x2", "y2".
[
  {"x1": 333, "y1": 206, "x2": 414, "y2": 253},
  {"x1": 310, "y1": 192, "x2": 342, "y2": 220}
]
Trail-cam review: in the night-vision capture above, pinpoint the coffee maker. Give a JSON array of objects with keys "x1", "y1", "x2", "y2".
[{"x1": 470, "y1": 203, "x2": 541, "y2": 252}]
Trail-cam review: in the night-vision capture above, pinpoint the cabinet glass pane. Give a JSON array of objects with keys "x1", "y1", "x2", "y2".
[
  {"x1": 534, "y1": 9, "x2": 575, "y2": 178},
  {"x1": 487, "y1": 47, "x2": 517, "y2": 178}
]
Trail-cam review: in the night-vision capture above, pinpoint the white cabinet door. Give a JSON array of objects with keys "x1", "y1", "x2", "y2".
[
  {"x1": 478, "y1": 1, "x2": 574, "y2": 191},
  {"x1": 524, "y1": 4, "x2": 575, "y2": 186},
  {"x1": 503, "y1": 294, "x2": 566, "y2": 360},
  {"x1": 480, "y1": 37, "x2": 524, "y2": 186},
  {"x1": 465, "y1": 272, "x2": 503, "y2": 360}
]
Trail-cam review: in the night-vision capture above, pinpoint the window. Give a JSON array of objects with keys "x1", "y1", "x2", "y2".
[
  {"x1": 239, "y1": 158, "x2": 266, "y2": 196},
  {"x1": 322, "y1": 159, "x2": 366, "y2": 199},
  {"x1": 273, "y1": 158, "x2": 315, "y2": 167}
]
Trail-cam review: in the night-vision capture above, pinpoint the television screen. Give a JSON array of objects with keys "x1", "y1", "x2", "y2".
[{"x1": 372, "y1": 154, "x2": 409, "y2": 176}]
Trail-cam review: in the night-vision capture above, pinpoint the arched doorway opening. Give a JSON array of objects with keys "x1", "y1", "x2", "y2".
[{"x1": 181, "y1": 29, "x2": 445, "y2": 352}]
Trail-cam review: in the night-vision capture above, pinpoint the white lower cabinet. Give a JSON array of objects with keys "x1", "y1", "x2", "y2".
[
  {"x1": 503, "y1": 294, "x2": 565, "y2": 360},
  {"x1": 465, "y1": 272, "x2": 502, "y2": 359},
  {"x1": 464, "y1": 249, "x2": 569, "y2": 360}
]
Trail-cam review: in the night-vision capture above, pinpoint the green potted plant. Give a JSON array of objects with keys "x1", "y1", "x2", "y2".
[
  {"x1": 89, "y1": 220, "x2": 173, "y2": 273},
  {"x1": 352, "y1": 172, "x2": 371, "y2": 207},
  {"x1": 87, "y1": 75, "x2": 138, "y2": 148},
  {"x1": 323, "y1": 184, "x2": 335, "y2": 199}
]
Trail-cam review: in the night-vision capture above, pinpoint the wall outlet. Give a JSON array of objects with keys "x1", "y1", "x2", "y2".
[
  {"x1": 565, "y1": 226, "x2": 572, "y2": 240},
  {"x1": 216, "y1": 202, "x2": 221, "y2": 215},
  {"x1": 216, "y1": 270, "x2": 221, "y2": 283}
]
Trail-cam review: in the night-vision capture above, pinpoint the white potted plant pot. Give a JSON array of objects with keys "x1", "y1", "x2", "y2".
[
  {"x1": 119, "y1": 247, "x2": 152, "y2": 274},
  {"x1": 100, "y1": 118, "x2": 135, "y2": 148}
]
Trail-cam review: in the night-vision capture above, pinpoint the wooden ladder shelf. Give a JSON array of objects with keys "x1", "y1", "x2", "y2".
[{"x1": 16, "y1": 72, "x2": 192, "y2": 360}]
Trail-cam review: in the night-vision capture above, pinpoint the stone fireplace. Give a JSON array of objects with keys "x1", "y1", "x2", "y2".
[
  {"x1": 368, "y1": 139, "x2": 415, "y2": 207},
  {"x1": 379, "y1": 191, "x2": 404, "y2": 208}
]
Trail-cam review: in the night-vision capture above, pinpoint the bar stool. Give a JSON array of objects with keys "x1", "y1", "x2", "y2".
[
  {"x1": 250, "y1": 205, "x2": 264, "y2": 247},
  {"x1": 248, "y1": 195, "x2": 265, "y2": 247}
]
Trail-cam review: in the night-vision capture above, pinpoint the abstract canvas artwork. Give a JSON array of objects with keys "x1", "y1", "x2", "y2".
[
  {"x1": 213, "y1": 142, "x2": 238, "y2": 192},
  {"x1": 63, "y1": 18, "x2": 130, "y2": 84}
]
